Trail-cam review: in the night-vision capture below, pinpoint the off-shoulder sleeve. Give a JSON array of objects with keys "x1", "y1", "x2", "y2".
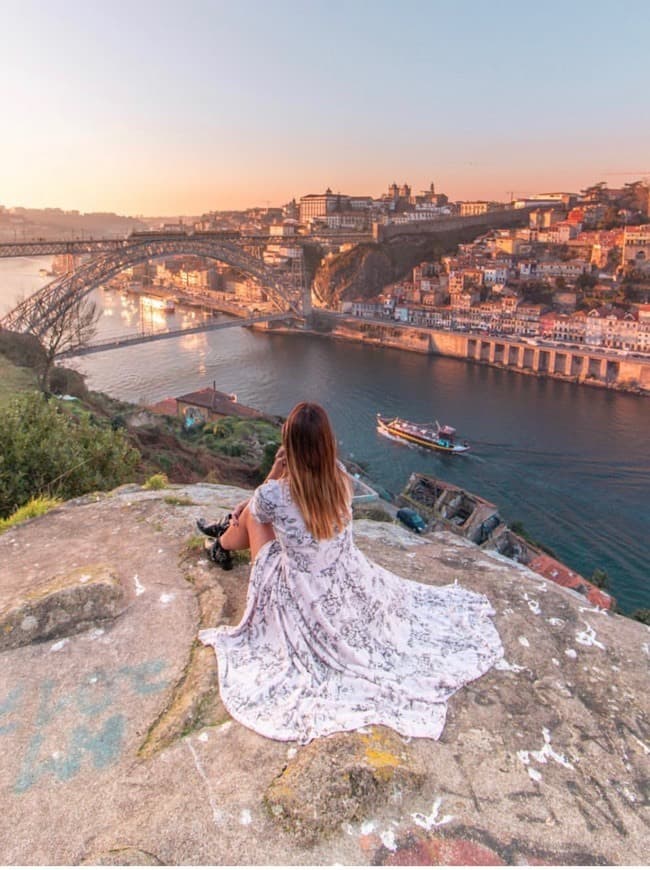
[{"x1": 250, "y1": 479, "x2": 280, "y2": 524}]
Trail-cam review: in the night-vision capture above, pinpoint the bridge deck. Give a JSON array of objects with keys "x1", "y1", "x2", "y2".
[{"x1": 58, "y1": 312, "x2": 296, "y2": 357}]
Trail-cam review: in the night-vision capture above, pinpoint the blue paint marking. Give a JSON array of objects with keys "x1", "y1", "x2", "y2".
[
  {"x1": 118, "y1": 659, "x2": 169, "y2": 695},
  {"x1": 0, "y1": 686, "x2": 23, "y2": 735},
  {"x1": 4, "y1": 658, "x2": 171, "y2": 792},
  {"x1": 14, "y1": 715, "x2": 126, "y2": 792}
]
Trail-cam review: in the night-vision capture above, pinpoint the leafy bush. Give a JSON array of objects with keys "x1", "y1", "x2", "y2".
[
  {"x1": 143, "y1": 473, "x2": 169, "y2": 490},
  {"x1": 48, "y1": 366, "x2": 88, "y2": 399},
  {"x1": 590, "y1": 568, "x2": 610, "y2": 590},
  {"x1": 0, "y1": 392, "x2": 140, "y2": 519},
  {"x1": 0, "y1": 496, "x2": 61, "y2": 533},
  {"x1": 259, "y1": 439, "x2": 282, "y2": 478}
]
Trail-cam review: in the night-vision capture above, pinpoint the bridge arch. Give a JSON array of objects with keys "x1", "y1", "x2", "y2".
[{"x1": 1, "y1": 237, "x2": 301, "y2": 338}]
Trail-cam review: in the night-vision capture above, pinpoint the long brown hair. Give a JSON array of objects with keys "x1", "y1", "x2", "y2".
[{"x1": 282, "y1": 402, "x2": 351, "y2": 540}]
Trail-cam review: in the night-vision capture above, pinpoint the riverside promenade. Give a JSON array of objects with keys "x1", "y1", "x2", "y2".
[{"x1": 312, "y1": 312, "x2": 650, "y2": 394}]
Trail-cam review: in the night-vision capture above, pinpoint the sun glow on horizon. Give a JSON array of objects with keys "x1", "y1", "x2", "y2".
[{"x1": 1, "y1": 1, "x2": 648, "y2": 215}]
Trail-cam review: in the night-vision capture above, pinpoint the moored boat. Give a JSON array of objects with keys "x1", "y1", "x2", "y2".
[{"x1": 377, "y1": 413, "x2": 470, "y2": 454}]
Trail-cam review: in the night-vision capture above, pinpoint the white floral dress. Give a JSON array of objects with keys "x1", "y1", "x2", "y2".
[{"x1": 199, "y1": 478, "x2": 503, "y2": 744}]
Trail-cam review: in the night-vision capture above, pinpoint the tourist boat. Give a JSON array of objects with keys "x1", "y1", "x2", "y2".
[{"x1": 377, "y1": 413, "x2": 470, "y2": 454}]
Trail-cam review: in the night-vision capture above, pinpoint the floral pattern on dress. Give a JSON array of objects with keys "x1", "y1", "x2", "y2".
[{"x1": 199, "y1": 478, "x2": 503, "y2": 744}]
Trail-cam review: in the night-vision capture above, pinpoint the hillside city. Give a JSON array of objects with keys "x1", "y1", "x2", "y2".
[{"x1": 2, "y1": 178, "x2": 650, "y2": 357}]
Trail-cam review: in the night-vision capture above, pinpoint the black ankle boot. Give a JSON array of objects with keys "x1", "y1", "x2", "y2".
[
  {"x1": 209, "y1": 538, "x2": 233, "y2": 571},
  {"x1": 196, "y1": 514, "x2": 231, "y2": 538}
]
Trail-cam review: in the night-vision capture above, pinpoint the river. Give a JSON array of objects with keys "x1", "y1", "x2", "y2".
[{"x1": 2, "y1": 257, "x2": 649, "y2": 613}]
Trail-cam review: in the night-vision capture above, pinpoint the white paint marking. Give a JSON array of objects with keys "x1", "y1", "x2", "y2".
[
  {"x1": 379, "y1": 829, "x2": 397, "y2": 851},
  {"x1": 239, "y1": 808, "x2": 252, "y2": 826},
  {"x1": 88, "y1": 628, "x2": 105, "y2": 640},
  {"x1": 134, "y1": 574, "x2": 145, "y2": 596},
  {"x1": 552, "y1": 658, "x2": 560, "y2": 667},
  {"x1": 565, "y1": 649, "x2": 577, "y2": 659},
  {"x1": 523, "y1": 593, "x2": 541, "y2": 615},
  {"x1": 20, "y1": 615, "x2": 38, "y2": 632},
  {"x1": 641, "y1": 643, "x2": 650, "y2": 657},
  {"x1": 578, "y1": 605, "x2": 608, "y2": 616},
  {"x1": 185, "y1": 738, "x2": 222, "y2": 826},
  {"x1": 411, "y1": 797, "x2": 454, "y2": 830},
  {"x1": 518, "y1": 636, "x2": 530, "y2": 648},
  {"x1": 576, "y1": 621, "x2": 605, "y2": 651},
  {"x1": 198, "y1": 732, "x2": 209, "y2": 743},
  {"x1": 287, "y1": 747, "x2": 297, "y2": 759},
  {"x1": 527, "y1": 767, "x2": 542, "y2": 782},
  {"x1": 219, "y1": 720, "x2": 233, "y2": 733},
  {"x1": 78, "y1": 574, "x2": 91, "y2": 584},
  {"x1": 548, "y1": 617, "x2": 564, "y2": 627},
  {"x1": 360, "y1": 820, "x2": 376, "y2": 835},
  {"x1": 159, "y1": 593, "x2": 175, "y2": 605},
  {"x1": 50, "y1": 639, "x2": 68, "y2": 652},
  {"x1": 518, "y1": 728, "x2": 574, "y2": 774},
  {"x1": 495, "y1": 658, "x2": 526, "y2": 673}
]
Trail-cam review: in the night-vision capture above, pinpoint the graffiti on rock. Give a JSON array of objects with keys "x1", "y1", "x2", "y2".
[{"x1": 0, "y1": 659, "x2": 170, "y2": 793}]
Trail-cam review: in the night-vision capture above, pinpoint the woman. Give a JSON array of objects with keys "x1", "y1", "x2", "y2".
[{"x1": 199, "y1": 402, "x2": 502, "y2": 744}]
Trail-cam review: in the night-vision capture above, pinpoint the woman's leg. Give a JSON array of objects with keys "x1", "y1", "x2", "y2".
[{"x1": 220, "y1": 505, "x2": 275, "y2": 561}]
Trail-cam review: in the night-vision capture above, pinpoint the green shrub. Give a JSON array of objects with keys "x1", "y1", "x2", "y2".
[
  {"x1": 48, "y1": 366, "x2": 88, "y2": 399},
  {"x1": 143, "y1": 473, "x2": 169, "y2": 490},
  {"x1": 0, "y1": 496, "x2": 62, "y2": 533},
  {"x1": 0, "y1": 392, "x2": 140, "y2": 519},
  {"x1": 590, "y1": 568, "x2": 610, "y2": 590},
  {"x1": 259, "y1": 439, "x2": 282, "y2": 478}
]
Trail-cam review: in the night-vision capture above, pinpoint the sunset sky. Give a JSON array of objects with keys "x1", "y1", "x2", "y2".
[{"x1": 2, "y1": 0, "x2": 649, "y2": 215}]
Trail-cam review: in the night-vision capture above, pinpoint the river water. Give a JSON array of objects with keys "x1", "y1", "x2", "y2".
[{"x1": 2, "y1": 257, "x2": 649, "y2": 613}]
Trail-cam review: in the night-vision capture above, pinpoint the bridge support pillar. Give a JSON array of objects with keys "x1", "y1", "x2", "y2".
[{"x1": 302, "y1": 281, "x2": 313, "y2": 319}]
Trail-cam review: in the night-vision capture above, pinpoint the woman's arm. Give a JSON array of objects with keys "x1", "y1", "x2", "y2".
[
  {"x1": 231, "y1": 447, "x2": 286, "y2": 527},
  {"x1": 265, "y1": 446, "x2": 287, "y2": 481}
]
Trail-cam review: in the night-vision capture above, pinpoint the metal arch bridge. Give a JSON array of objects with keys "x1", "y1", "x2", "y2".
[{"x1": 0, "y1": 234, "x2": 306, "y2": 339}]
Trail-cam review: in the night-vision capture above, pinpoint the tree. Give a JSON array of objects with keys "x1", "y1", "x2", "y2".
[
  {"x1": 619, "y1": 180, "x2": 649, "y2": 212},
  {"x1": 581, "y1": 181, "x2": 608, "y2": 203},
  {"x1": 33, "y1": 295, "x2": 101, "y2": 393},
  {"x1": 576, "y1": 273, "x2": 598, "y2": 291}
]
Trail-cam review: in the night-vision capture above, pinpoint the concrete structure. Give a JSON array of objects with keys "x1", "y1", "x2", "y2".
[
  {"x1": 318, "y1": 313, "x2": 650, "y2": 391},
  {"x1": 623, "y1": 225, "x2": 650, "y2": 272},
  {"x1": 373, "y1": 208, "x2": 531, "y2": 244}
]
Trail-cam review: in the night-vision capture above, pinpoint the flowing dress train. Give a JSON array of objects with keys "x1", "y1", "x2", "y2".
[{"x1": 199, "y1": 478, "x2": 503, "y2": 744}]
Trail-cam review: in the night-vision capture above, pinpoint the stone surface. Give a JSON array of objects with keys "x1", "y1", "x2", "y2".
[
  {"x1": 264, "y1": 726, "x2": 425, "y2": 845},
  {"x1": 0, "y1": 483, "x2": 648, "y2": 865},
  {"x1": 82, "y1": 846, "x2": 163, "y2": 865},
  {"x1": 0, "y1": 562, "x2": 126, "y2": 651}
]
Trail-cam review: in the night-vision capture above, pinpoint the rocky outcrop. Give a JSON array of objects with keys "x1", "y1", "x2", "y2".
[
  {"x1": 0, "y1": 483, "x2": 648, "y2": 865},
  {"x1": 313, "y1": 245, "x2": 395, "y2": 308},
  {"x1": 0, "y1": 562, "x2": 126, "y2": 651},
  {"x1": 311, "y1": 225, "x2": 503, "y2": 309}
]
